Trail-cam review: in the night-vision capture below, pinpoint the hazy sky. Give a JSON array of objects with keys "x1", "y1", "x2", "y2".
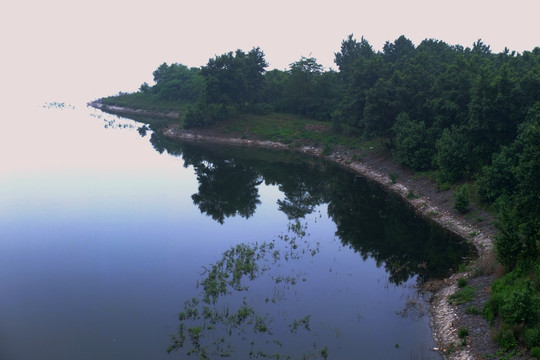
[{"x1": 1, "y1": 0, "x2": 539, "y2": 104}]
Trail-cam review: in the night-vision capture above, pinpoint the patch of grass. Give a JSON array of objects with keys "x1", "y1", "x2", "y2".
[
  {"x1": 466, "y1": 306, "x2": 480, "y2": 315},
  {"x1": 426, "y1": 210, "x2": 439, "y2": 217},
  {"x1": 458, "y1": 327, "x2": 469, "y2": 338},
  {"x1": 322, "y1": 144, "x2": 333, "y2": 156},
  {"x1": 458, "y1": 263, "x2": 472, "y2": 273},
  {"x1": 436, "y1": 179, "x2": 451, "y2": 192},
  {"x1": 406, "y1": 190, "x2": 418, "y2": 199},
  {"x1": 457, "y1": 277, "x2": 468, "y2": 288},
  {"x1": 203, "y1": 112, "x2": 373, "y2": 150},
  {"x1": 449, "y1": 285, "x2": 475, "y2": 305}
]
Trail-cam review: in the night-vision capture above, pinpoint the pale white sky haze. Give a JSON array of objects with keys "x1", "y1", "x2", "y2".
[{"x1": 1, "y1": 0, "x2": 539, "y2": 105}]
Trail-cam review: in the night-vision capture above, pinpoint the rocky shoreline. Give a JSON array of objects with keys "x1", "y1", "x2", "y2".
[{"x1": 91, "y1": 101, "x2": 500, "y2": 359}]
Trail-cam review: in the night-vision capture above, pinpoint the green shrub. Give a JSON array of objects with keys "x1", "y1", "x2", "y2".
[
  {"x1": 458, "y1": 327, "x2": 469, "y2": 338},
  {"x1": 247, "y1": 103, "x2": 274, "y2": 115},
  {"x1": 476, "y1": 146, "x2": 518, "y2": 203},
  {"x1": 392, "y1": 113, "x2": 434, "y2": 171},
  {"x1": 457, "y1": 278, "x2": 467, "y2": 288},
  {"x1": 322, "y1": 144, "x2": 332, "y2": 156},
  {"x1": 436, "y1": 179, "x2": 451, "y2": 191},
  {"x1": 494, "y1": 324, "x2": 517, "y2": 351},
  {"x1": 406, "y1": 190, "x2": 418, "y2": 199},
  {"x1": 466, "y1": 306, "x2": 480, "y2": 315},
  {"x1": 531, "y1": 346, "x2": 540, "y2": 359},
  {"x1": 435, "y1": 127, "x2": 470, "y2": 183},
  {"x1": 453, "y1": 185, "x2": 470, "y2": 213},
  {"x1": 500, "y1": 280, "x2": 536, "y2": 325},
  {"x1": 184, "y1": 103, "x2": 230, "y2": 128},
  {"x1": 494, "y1": 206, "x2": 523, "y2": 269},
  {"x1": 482, "y1": 301, "x2": 496, "y2": 325},
  {"x1": 524, "y1": 326, "x2": 540, "y2": 348},
  {"x1": 449, "y1": 285, "x2": 475, "y2": 305}
]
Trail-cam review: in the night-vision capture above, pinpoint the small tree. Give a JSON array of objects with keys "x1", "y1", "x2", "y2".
[
  {"x1": 453, "y1": 185, "x2": 470, "y2": 213},
  {"x1": 495, "y1": 205, "x2": 523, "y2": 269},
  {"x1": 392, "y1": 112, "x2": 433, "y2": 171},
  {"x1": 435, "y1": 126, "x2": 470, "y2": 183},
  {"x1": 139, "y1": 82, "x2": 150, "y2": 93}
]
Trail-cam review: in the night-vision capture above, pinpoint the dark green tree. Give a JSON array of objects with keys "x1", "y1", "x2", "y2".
[
  {"x1": 335, "y1": 34, "x2": 374, "y2": 75},
  {"x1": 201, "y1": 47, "x2": 268, "y2": 109},
  {"x1": 495, "y1": 205, "x2": 525, "y2": 269},
  {"x1": 382, "y1": 35, "x2": 415, "y2": 68},
  {"x1": 477, "y1": 145, "x2": 518, "y2": 203},
  {"x1": 391, "y1": 112, "x2": 433, "y2": 170},
  {"x1": 282, "y1": 56, "x2": 323, "y2": 116},
  {"x1": 260, "y1": 69, "x2": 288, "y2": 112},
  {"x1": 467, "y1": 64, "x2": 519, "y2": 166},
  {"x1": 152, "y1": 63, "x2": 203, "y2": 102},
  {"x1": 334, "y1": 36, "x2": 384, "y2": 130},
  {"x1": 434, "y1": 126, "x2": 470, "y2": 183},
  {"x1": 512, "y1": 104, "x2": 540, "y2": 256}
]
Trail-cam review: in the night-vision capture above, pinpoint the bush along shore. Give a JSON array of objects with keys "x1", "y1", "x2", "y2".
[{"x1": 91, "y1": 100, "x2": 510, "y2": 360}]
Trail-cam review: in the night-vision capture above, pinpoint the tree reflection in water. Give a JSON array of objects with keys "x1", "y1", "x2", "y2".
[
  {"x1": 148, "y1": 133, "x2": 473, "y2": 359},
  {"x1": 191, "y1": 159, "x2": 262, "y2": 224},
  {"x1": 150, "y1": 133, "x2": 474, "y2": 284}
]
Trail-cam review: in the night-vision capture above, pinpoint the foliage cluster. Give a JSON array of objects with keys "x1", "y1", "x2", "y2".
[{"x1": 481, "y1": 261, "x2": 540, "y2": 355}]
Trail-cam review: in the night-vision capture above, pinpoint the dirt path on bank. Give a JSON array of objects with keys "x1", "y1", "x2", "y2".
[{"x1": 161, "y1": 126, "x2": 503, "y2": 360}]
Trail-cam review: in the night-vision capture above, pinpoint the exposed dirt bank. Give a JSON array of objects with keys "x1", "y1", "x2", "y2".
[{"x1": 89, "y1": 101, "x2": 501, "y2": 359}]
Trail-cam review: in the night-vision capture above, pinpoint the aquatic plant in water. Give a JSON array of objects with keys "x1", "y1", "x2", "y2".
[{"x1": 168, "y1": 219, "x2": 329, "y2": 359}]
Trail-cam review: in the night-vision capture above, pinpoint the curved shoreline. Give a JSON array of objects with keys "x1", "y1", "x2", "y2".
[
  {"x1": 161, "y1": 127, "x2": 494, "y2": 360},
  {"x1": 90, "y1": 101, "x2": 496, "y2": 360}
]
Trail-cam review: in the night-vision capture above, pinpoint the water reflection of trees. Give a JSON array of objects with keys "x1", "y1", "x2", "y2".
[
  {"x1": 327, "y1": 175, "x2": 474, "y2": 284},
  {"x1": 258, "y1": 162, "x2": 330, "y2": 220},
  {"x1": 150, "y1": 133, "x2": 329, "y2": 224},
  {"x1": 149, "y1": 133, "x2": 474, "y2": 283},
  {"x1": 191, "y1": 160, "x2": 262, "y2": 224}
]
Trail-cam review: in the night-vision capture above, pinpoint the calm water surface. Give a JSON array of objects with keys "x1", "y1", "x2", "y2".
[{"x1": 0, "y1": 102, "x2": 472, "y2": 359}]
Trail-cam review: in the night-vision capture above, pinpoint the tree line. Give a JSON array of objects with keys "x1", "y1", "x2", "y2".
[{"x1": 108, "y1": 35, "x2": 540, "y2": 355}]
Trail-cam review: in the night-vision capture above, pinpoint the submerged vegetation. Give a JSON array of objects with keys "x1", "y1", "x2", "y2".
[
  {"x1": 167, "y1": 220, "x2": 327, "y2": 359},
  {"x1": 99, "y1": 35, "x2": 540, "y2": 356}
]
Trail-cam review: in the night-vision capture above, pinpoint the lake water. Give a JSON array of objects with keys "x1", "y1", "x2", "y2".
[{"x1": 0, "y1": 102, "x2": 473, "y2": 359}]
